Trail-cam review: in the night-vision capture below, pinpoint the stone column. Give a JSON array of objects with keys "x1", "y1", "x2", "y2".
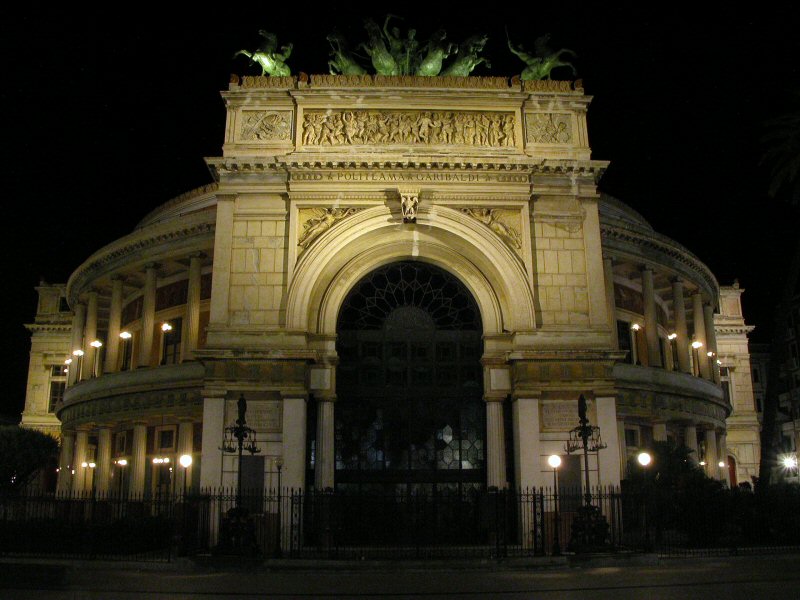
[
  {"x1": 68, "y1": 303, "x2": 86, "y2": 386},
  {"x1": 95, "y1": 426, "x2": 112, "y2": 495},
  {"x1": 653, "y1": 421, "x2": 668, "y2": 442},
  {"x1": 604, "y1": 257, "x2": 619, "y2": 349},
  {"x1": 82, "y1": 291, "x2": 98, "y2": 379},
  {"x1": 512, "y1": 397, "x2": 541, "y2": 489},
  {"x1": 704, "y1": 303, "x2": 721, "y2": 384},
  {"x1": 73, "y1": 428, "x2": 89, "y2": 496},
  {"x1": 617, "y1": 420, "x2": 628, "y2": 480},
  {"x1": 57, "y1": 431, "x2": 75, "y2": 493},
  {"x1": 485, "y1": 398, "x2": 507, "y2": 489},
  {"x1": 104, "y1": 277, "x2": 123, "y2": 373},
  {"x1": 684, "y1": 423, "x2": 699, "y2": 465},
  {"x1": 315, "y1": 398, "x2": 335, "y2": 490},
  {"x1": 138, "y1": 264, "x2": 158, "y2": 368},
  {"x1": 199, "y1": 395, "x2": 225, "y2": 489},
  {"x1": 177, "y1": 419, "x2": 194, "y2": 493},
  {"x1": 642, "y1": 268, "x2": 662, "y2": 367},
  {"x1": 282, "y1": 396, "x2": 307, "y2": 491},
  {"x1": 704, "y1": 428, "x2": 718, "y2": 479},
  {"x1": 130, "y1": 422, "x2": 148, "y2": 496},
  {"x1": 596, "y1": 396, "x2": 622, "y2": 487},
  {"x1": 672, "y1": 279, "x2": 691, "y2": 374},
  {"x1": 181, "y1": 254, "x2": 203, "y2": 362},
  {"x1": 693, "y1": 293, "x2": 711, "y2": 379}
]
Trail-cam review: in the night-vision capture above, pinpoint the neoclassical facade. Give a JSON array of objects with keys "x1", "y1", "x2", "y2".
[{"x1": 21, "y1": 75, "x2": 760, "y2": 497}]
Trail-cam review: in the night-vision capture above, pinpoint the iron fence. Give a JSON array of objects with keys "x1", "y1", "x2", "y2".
[{"x1": 4, "y1": 486, "x2": 800, "y2": 561}]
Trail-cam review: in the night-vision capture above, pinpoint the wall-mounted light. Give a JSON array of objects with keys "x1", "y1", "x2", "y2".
[
  {"x1": 161, "y1": 323, "x2": 173, "y2": 332},
  {"x1": 120, "y1": 331, "x2": 132, "y2": 340}
]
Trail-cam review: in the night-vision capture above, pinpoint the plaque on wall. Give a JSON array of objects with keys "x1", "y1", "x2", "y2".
[
  {"x1": 540, "y1": 398, "x2": 596, "y2": 433},
  {"x1": 225, "y1": 399, "x2": 282, "y2": 433}
]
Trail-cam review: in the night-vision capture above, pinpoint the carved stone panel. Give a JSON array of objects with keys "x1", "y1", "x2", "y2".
[
  {"x1": 461, "y1": 208, "x2": 522, "y2": 250},
  {"x1": 225, "y1": 398, "x2": 282, "y2": 433},
  {"x1": 525, "y1": 113, "x2": 572, "y2": 144},
  {"x1": 540, "y1": 398, "x2": 597, "y2": 432},
  {"x1": 239, "y1": 110, "x2": 293, "y2": 142},
  {"x1": 301, "y1": 110, "x2": 516, "y2": 147},
  {"x1": 297, "y1": 207, "x2": 360, "y2": 251}
]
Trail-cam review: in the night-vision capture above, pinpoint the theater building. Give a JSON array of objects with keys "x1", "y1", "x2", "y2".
[{"x1": 20, "y1": 74, "x2": 760, "y2": 498}]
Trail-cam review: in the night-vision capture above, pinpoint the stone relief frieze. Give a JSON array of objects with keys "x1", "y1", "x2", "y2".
[
  {"x1": 461, "y1": 208, "x2": 522, "y2": 250},
  {"x1": 297, "y1": 207, "x2": 360, "y2": 250},
  {"x1": 239, "y1": 110, "x2": 292, "y2": 141},
  {"x1": 526, "y1": 113, "x2": 572, "y2": 144},
  {"x1": 301, "y1": 110, "x2": 516, "y2": 147}
]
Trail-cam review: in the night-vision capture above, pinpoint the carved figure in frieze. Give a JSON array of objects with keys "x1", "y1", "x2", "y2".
[
  {"x1": 441, "y1": 34, "x2": 491, "y2": 77},
  {"x1": 240, "y1": 111, "x2": 291, "y2": 141},
  {"x1": 507, "y1": 33, "x2": 576, "y2": 81},
  {"x1": 298, "y1": 207, "x2": 358, "y2": 250},
  {"x1": 462, "y1": 208, "x2": 522, "y2": 249},
  {"x1": 327, "y1": 30, "x2": 368, "y2": 75},
  {"x1": 234, "y1": 31, "x2": 293, "y2": 77},
  {"x1": 303, "y1": 112, "x2": 326, "y2": 145}
]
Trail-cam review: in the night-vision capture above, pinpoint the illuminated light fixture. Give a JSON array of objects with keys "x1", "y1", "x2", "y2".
[
  {"x1": 782, "y1": 455, "x2": 797, "y2": 470},
  {"x1": 637, "y1": 452, "x2": 652, "y2": 467},
  {"x1": 65, "y1": 358, "x2": 73, "y2": 365},
  {"x1": 631, "y1": 323, "x2": 641, "y2": 331},
  {"x1": 73, "y1": 349, "x2": 85, "y2": 357},
  {"x1": 707, "y1": 351, "x2": 714, "y2": 357},
  {"x1": 164, "y1": 457, "x2": 170, "y2": 463},
  {"x1": 161, "y1": 323, "x2": 173, "y2": 332},
  {"x1": 718, "y1": 461, "x2": 725, "y2": 468},
  {"x1": 668, "y1": 333, "x2": 677, "y2": 340},
  {"x1": 691, "y1": 341, "x2": 703, "y2": 349},
  {"x1": 90, "y1": 340, "x2": 103, "y2": 348},
  {"x1": 179, "y1": 454, "x2": 193, "y2": 468},
  {"x1": 81, "y1": 462, "x2": 88, "y2": 468},
  {"x1": 116, "y1": 459, "x2": 128, "y2": 466},
  {"x1": 547, "y1": 455, "x2": 561, "y2": 469},
  {"x1": 88, "y1": 462, "x2": 96, "y2": 469},
  {"x1": 699, "y1": 460, "x2": 707, "y2": 466},
  {"x1": 120, "y1": 331, "x2": 132, "y2": 340},
  {"x1": 717, "y1": 359, "x2": 722, "y2": 365}
]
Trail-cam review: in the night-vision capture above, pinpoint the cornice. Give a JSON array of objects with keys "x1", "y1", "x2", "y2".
[
  {"x1": 601, "y1": 221, "x2": 718, "y2": 300},
  {"x1": 67, "y1": 212, "x2": 216, "y2": 304},
  {"x1": 25, "y1": 323, "x2": 71, "y2": 333}
]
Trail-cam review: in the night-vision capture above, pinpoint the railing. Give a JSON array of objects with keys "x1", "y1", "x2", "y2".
[{"x1": 4, "y1": 486, "x2": 800, "y2": 561}]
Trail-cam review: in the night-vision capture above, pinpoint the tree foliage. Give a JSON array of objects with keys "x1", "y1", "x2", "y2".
[{"x1": 0, "y1": 426, "x2": 59, "y2": 493}]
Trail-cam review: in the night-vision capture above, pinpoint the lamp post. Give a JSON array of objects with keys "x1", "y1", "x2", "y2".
[
  {"x1": 631, "y1": 324, "x2": 642, "y2": 365},
  {"x1": 691, "y1": 341, "x2": 703, "y2": 376},
  {"x1": 220, "y1": 394, "x2": 261, "y2": 511},
  {"x1": 179, "y1": 454, "x2": 193, "y2": 499},
  {"x1": 548, "y1": 454, "x2": 562, "y2": 555},
  {"x1": 275, "y1": 457, "x2": 284, "y2": 558},
  {"x1": 120, "y1": 331, "x2": 132, "y2": 370},
  {"x1": 115, "y1": 458, "x2": 128, "y2": 496},
  {"x1": 160, "y1": 323, "x2": 173, "y2": 365},
  {"x1": 72, "y1": 349, "x2": 84, "y2": 382},
  {"x1": 637, "y1": 451, "x2": 652, "y2": 550}
]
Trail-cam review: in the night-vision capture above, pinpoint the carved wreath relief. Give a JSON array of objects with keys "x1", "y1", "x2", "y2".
[
  {"x1": 239, "y1": 111, "x2": 292, "y2": 141},
  {"x1": 297, "y1": 207, "x2": 359, "y2": 250},
  {"x1": 461, "y1": 208, "x2": 522, "y2": 249},
  {"x1": 525, "y1": 113, "x2": 572, "y2": 144},
  {"x1": 302, "y1": 110, "x2": 516, "y2": 147}
]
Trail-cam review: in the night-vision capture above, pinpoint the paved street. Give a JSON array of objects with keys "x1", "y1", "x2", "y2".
[{"x1": 2, "y1": 554, "x2": 799, "y2": 599}]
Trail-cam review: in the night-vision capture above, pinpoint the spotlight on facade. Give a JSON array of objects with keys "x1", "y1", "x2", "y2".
[
  {"x1": 668, "y1": 333, "x2": 677, "y2": 340},
  {"x1": 718, "y1": 461, "x2": 725, "y2": 468},
  {"x1": 547, "y1": 454, "x2": 561, "y2": 469},
  {"x1": 73, "y1": 349, "x2": 85, "y2": 357},
  {"x1": 119, "y1": 331, "x2": 132, "y2": 339},
  {"x1": 179, "y1": 454, "x2": 193, "y2": 468},
  {"x1": 116, "y1": 459, "x2": 128, "y2": 466},
  {"x1": 90, "y1": 340, "x2": 103, "y2": 348},
  {"x1": 782, "y1": 455, "x2": 797, "y2": 470},
  {"x1": 691, "y1": 341, "x2": 703, "y2": 349},
  {"x1": 81, "y1": 462, "x2": 88, "y2": 468},
  {"x1": 88, "y1": 462, "x2": 96, "y2": 468},
  {"x1": 161, "y1": 323, "x2": 173, "y2": 332},
  {"x1": 631, "y1": 323, "x2": 641, "y2": 331},
  {"x1": 637, "y1": 452, "x2": 652, "y2": 467}
]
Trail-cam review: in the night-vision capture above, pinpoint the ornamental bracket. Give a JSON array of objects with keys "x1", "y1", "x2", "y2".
[{"x1": 399, "y1": 188, "x2": 420, "y2": 223}]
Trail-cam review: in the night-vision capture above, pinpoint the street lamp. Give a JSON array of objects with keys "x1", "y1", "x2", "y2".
[
  {"x1": 637, "y1": 451, "x2": 652, "y2": 550},
  {"x1": 72, "y1": 349, "x2": 85, "y2": 381},
  {"x1": 631, "y1": 324, "x2": 642, "y2": 365},
  {"x1": 179, "y1": 454, "x2": 193, "y2": 499},
  {"x1": 90, "y1": 340, "x2": 103, "y2": 377},
  {"x1": 548, "y1": 454, "x2": 562, "y2": 555},
  {"x1": 119, "y1": 331, "x2": 132, "y2": 370},
  {"x1": 115, "y1": 458, "x2": 128, "y2": 496},
  {"x1": 668, "y1": 333, "x2": 678, "y2": 370},
  {"x1": 691, "y1": 341, "x2": 703, "y2": 376},
  {"x1": 275, "y1": 457, "x2": 284, "y2": 558}
]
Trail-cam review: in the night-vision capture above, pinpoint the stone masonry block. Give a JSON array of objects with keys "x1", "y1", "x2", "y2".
[
  {"x1": 261, "y1": 249, "x2": 275, "y2": 272},
  {"x1": 262, "y1": 221, "x2": 276, "y2": 236},
  {"x1": 557, "y1": 251, "x2": 573, "y2": 274},
  {"x1": 572, "y1": 251, "x2": 586, "y2": 273},
  {"x1": 233, "y1": 221, "x2": 247, "y2": 237},
  {"x1": 229, "y1": 286, "x2": 244, "y2": 310},
  {"x1": 243, "y1": 286, "x2": 258, "y2": 309},
  {"x1": 231, "y1": 249, "x2": 246, "y2": 273},
  {"x1": 259, "y1": 286, "x2": 273, "y2": 310},
  {"x1": 544, "y1": 250, "x2": 559, "y2": 273},
  {"x1": 247, "y1": 221, "x2": 260, "y2": 237}
]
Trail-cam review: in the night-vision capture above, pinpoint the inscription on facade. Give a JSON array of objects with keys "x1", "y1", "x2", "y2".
[
  {"x1": 239, "y1": 110, "x2": 292, "y2": 141},
  {"x1": 526, "y1": 113, "x2": 572, "y2": 144},
  {"x1": 225, "y1": 399, "x2": 281, "y2": 432},
  {"x1": 540, "y1": 398, "x2": 597, "y2": 432},
  {"x1": 302, "y1": 110, "x2": 516, "y2": 147},
  {"x1": 291, "y1": 171, "x2": 528, "y2": 184}
]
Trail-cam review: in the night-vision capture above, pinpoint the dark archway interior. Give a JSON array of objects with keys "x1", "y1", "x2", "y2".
[{"x1": 334, "y1": 261, "x2": 486, "y2": 494}]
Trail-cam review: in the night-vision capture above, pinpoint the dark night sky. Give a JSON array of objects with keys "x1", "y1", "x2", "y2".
[{"x1": 2, "y1": 7, "x2": 799, "y2": 418}]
